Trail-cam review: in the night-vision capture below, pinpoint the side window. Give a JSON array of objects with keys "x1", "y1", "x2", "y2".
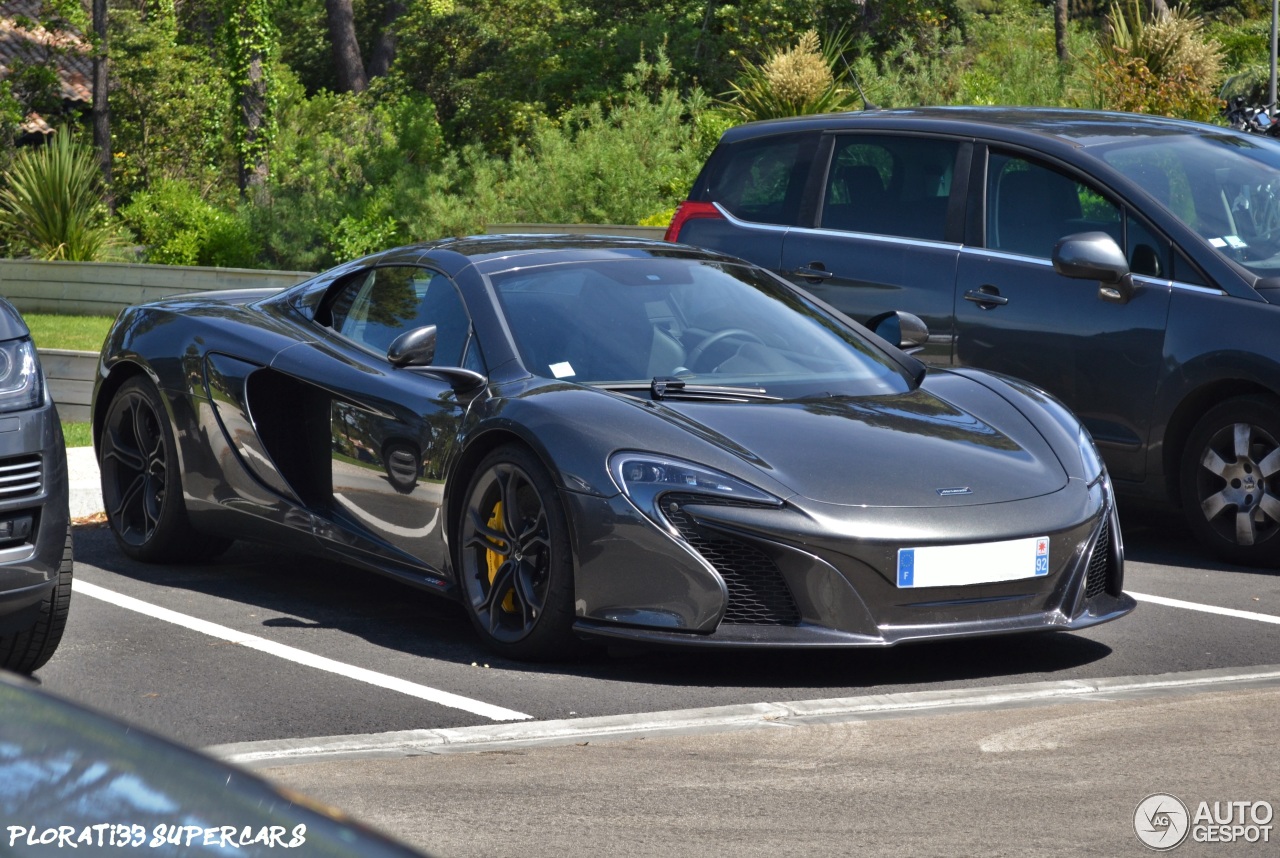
[
  {"x1": 822, "y1": 135, "x2": 958, "y2": 241},
  {"x1": 987, "y1": 153, "x2": 1120, "y2": 259},
  {"x1": 709, "y1": 134, "x2": 814, "y2": 226},
  {"x1": 324, "y1": 266, "x2": 471, "y2": 364},
  {"x1": 1127, "y1": 213, "x2": 1170, "y2": 278}
]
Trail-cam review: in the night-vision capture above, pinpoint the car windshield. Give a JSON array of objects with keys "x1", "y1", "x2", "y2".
[
  {"x1": 1096, "y1": 131, "x2": 1280, "y2": 277},
  {"x1": 488, "y1": 257, "x2": 911, "y2": 399}
]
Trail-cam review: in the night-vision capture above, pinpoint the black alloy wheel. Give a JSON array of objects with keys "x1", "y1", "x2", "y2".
[
  {"x1": 458, "y1": 445, "x2": 579, "y2": 660},
  {"x1": 99, "y1": 377, "x2": 228, "y2": 562},
  {"x1": 1182, "y1": 396, "x2": 1280, "y2": 566}
]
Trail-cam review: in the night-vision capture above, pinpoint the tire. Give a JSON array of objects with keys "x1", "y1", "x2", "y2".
[
  {"x1": 1180, "y1": 396, "x2": 1280, "y2": 566},
  {"x1": 0, "y1": 524, "x2": 73, "y2": 674},
  {"x1": 456, "y1": 445, "x2": 581, "y2": 660},
  {"x1": 99, "y1": 376, "x2": 230, "y2": 563}
]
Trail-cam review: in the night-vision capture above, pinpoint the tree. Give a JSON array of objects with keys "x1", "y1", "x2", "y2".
[
  {"x1": 92, "y1": 0, "x2": 110, "y2": 207},
  {"x1": 325, "y1": 0, "x2": 367, "y2": 92},
  {"x1": 1054, "y1": 0, "x2": 1069, "y2": 63},
  {"x1": 227, "y1": 0, "x2": 276, "y2": 191}
]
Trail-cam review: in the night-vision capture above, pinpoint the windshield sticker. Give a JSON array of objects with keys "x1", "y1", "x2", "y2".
[
  {"x1": 1208, "y1": 238, "x2": 1228, "y2": 248},
  {"x1": 1225, "y1": 235, "x2": 1248, "y2": 249},
  {"x1": 549, "y1": 361, "x2": 575, "y2": 378}
]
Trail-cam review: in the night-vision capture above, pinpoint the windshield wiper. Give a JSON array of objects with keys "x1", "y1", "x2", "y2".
[{"x1": 596, "y1": 377, "x2": 781, "y2": 402}]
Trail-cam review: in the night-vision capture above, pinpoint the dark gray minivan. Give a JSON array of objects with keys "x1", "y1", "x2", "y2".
[
  {"x1": 0, "y1": 296, "x2": 71, "y2": 673},
  {"x1": 668, "y1": 106, "x2": 1280, "y2": 566}
]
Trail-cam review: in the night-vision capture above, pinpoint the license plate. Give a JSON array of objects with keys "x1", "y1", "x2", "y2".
[{"x1": 897, "y1": 536, "x2": 1049, "y2": 588}]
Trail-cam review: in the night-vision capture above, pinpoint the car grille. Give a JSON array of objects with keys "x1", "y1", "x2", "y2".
[
  {"x1": 661, "y1": 493, "x2": 800, "y2": 626},
  {"x1": 1084, "y1": 518, "x2": 1112, "y2": 599},
  {"x1": 0, "y1": 455, "x2": 42, "y2": 500}
]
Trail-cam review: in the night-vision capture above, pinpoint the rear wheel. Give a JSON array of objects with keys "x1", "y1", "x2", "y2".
[
  {"x1": 1180, "y1": 396, "x2": 1280, "y2": 566},
  {"x1": 99, "y1": 376, "x2": 229, "y2": 562},
  {"x1": 0, "y1": 524, "x2": 72, "y2": 674},
  {"x1": 457, "y1": 445, "x2": 580, "y2": 660}
]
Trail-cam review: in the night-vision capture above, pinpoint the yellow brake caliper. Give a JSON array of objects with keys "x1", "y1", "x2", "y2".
[{"x1": 485, "y1": 501, "x2": 517, "y2": 613}]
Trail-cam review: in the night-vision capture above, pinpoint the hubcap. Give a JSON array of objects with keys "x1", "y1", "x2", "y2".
[
  {"x1": 101, "y1": 391, "x2": 168, "y2": 546},
  {"x1": 463, "y1": 463, "x2": 552, "y2": 642},
  {"x1": 1197, "y1": 421, "x2": 1280, "y2": 546}
]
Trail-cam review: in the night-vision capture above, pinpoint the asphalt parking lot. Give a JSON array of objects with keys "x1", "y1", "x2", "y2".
[{"x1": 27, "y1": 452, "x2": 1280, "y2": 855}]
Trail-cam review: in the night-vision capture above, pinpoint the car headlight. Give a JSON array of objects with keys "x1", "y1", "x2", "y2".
[
  {"x1": 1078, "y1": 425, "x2": 1106, "y2": 487},
  {"x1": 608, "y1": 452, "x2": 781, "y2": 526},
  {"x1": 0, "y1": 338, "x2": 43, "y2": 413}
]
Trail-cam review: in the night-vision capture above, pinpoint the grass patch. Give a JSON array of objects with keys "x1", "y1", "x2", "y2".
[
  {"x1": 62, "y1": 422, "x2": 92, "y2": 447},
  {"x1": 24, "y1": 313, "x2": 114, "y2": 352}
]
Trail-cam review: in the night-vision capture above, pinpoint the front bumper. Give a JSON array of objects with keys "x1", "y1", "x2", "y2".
[
  {"x1": 0, "y1": 396, "x2": 70, "y2": 632},
  {"x1": 568, "y1": 477, "x2": 1133, "y2": 648}
]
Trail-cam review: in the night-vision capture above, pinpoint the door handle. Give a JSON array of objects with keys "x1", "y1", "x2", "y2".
[
  {"x1": 791, "y1": 264, "x2": 834, "y2": 281},
  {"x1": 963, "y1": 287, "x2": 1009, "y2": 308}
]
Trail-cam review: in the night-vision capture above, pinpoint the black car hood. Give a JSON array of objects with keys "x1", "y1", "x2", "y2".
[{"x1": 643, "y1": 374, "x2": 1068, "y2": 508}]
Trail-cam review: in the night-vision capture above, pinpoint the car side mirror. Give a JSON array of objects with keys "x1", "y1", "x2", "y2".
[
  {"x1": 1053, "y1": 232, "x2": 1135, "y2": 304},
  {"x1": 388, "y1": 325, "x2": 486, "y2": 393},
  {"x1": 388, "y1": 325, "x2": 437, "y2": 367},
  {"x1": 867, "y1": 310, "x2": 929, "y2": 355}
]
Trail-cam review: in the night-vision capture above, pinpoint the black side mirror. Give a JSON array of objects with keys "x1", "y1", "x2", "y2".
[
  {"x1": 867, "y1": 310, "x2": 929, "y2": 355},
  {"x1": 387, "y1": 324, "x2": 486, "y2": 393},
  {"x1": 1053, "y1": 232, "x2": 1135, "y2": 304},
  {"x1": 388, "y1": 325, "x2": 437, "y2": 367}
]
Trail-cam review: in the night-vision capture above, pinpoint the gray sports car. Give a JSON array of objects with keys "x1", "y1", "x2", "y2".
[{"x1": 92, "y1": 236, "x2": 1133, "y2": 659}]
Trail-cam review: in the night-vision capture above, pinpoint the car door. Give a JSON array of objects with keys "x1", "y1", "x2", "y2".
[
  {"x1": 271, "y1": 262, "x2": 477, "y2": 576},
  {"x1": 777, "y1": 133, "x2": 969, "y2": 364},
  {"x1": 953, "y1": 147, "x2": 1173, "y2": 483}
]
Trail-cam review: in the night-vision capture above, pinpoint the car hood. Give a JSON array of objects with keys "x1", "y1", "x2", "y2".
[{"x1": 645, "y1": 374, "x2": 1068, "y2": 508}]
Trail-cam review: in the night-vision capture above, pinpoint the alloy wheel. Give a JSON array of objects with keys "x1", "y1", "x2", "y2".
[
  {"x1": 1195, "y1": 420, "x2": 1280, "y2": 547},
  {"x1": 461, "y1": 461, "x2": 553, "y2": 643}
]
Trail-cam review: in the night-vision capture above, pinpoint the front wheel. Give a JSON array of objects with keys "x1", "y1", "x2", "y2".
[
  {"x1": 457, "y1": 445, "x2": 580, "y2": 660},
  {"x1": 0, "y1": 525, "x2": 72, "y2": 674},
  {"x1": 99, "y1": 376, "x2": 229, "y2": 563},
  {"x1": 1180, "y1": 396, "x2": 1280, "y2": 566}
]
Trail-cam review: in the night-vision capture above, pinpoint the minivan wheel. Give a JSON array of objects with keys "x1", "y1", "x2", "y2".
[{"x1": 1180, "y1": 397, "x2": 1280, "y2": 566}]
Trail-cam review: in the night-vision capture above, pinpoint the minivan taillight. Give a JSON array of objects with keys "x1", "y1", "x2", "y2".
[{"x1": 663, "y1": 201, "x2": 724, "y2": 243}]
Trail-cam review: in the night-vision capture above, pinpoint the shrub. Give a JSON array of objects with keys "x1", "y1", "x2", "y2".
[
  {"x1": 120, "y1": 179, "x2": 261, "y2": 268},
  {"x1": 721, "y1": 30, "x2": 862, "y2": 121},
  {"x1": 0, "y1": 131, "x2": 118, "y2": 261},
  {"x1": 1091, "y1": 1, "x2": 1223, "y2": 120}
]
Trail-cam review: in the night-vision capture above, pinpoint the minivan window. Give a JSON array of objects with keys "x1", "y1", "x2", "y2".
[
  {"x1": 821, "y1": 135, "x2": 958, "y2": 241},
  {"x1": 1098, "y1": 133, "x2": 1280, "y2": 277},
  {"x1": 986, "y1": 153, "x2": 1121, "y2": 259},
  {"x1": 708, "y1": 134, "x2": 814, "y2": 226}
]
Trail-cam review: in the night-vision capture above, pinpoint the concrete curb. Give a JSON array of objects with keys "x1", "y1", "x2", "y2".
[
  {"x1": 208, "y1": 663, "x2": 1280, "y2": 768},
  {"x1": 67, "y1": 445, "x2": 102, "y2": 520}
]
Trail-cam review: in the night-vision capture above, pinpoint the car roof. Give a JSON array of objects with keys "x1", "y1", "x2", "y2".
[
  {"x1": 415, "y1": 233, "x2": 751, "y2": 272},
  {"x1": 718, "y1": 106, "x2": 1228, "y2": 150}
]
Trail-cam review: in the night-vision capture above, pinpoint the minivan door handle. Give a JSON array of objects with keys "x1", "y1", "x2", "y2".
[
  {"x1": 963, "y1": 286, "x2": 1009, "y2": 308},
  {"x1": 791, "y1": 264, "x2": 834, "y2": 282}
]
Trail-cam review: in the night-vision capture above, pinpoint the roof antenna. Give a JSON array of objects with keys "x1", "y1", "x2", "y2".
[{"x1": 840, "y1": 53, "x2": 878, "y2": 111}]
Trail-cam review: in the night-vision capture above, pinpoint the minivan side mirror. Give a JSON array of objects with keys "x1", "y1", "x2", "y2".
[
  {"x1": 867, "y1": 310, "x2": 930, "y2": 355},
  {"x1": 1052, "y1": 232, "x2": 1135, "y2": 304}
]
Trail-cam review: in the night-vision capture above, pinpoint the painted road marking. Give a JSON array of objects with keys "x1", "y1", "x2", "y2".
[
  {"x1": 72, "y1": 579, "x2": 531, "y2": 722},
  {"x1": 1129, "y1": 591, "x2": 1280, "y2": 625}
]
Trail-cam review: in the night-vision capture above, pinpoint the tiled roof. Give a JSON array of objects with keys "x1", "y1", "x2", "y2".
[{"x1": 0, "y1": 0, "x2": 92, "y2": 134}]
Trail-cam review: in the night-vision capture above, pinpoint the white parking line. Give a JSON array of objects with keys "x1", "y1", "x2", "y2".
[
  {"x1": 1129, "y1": 591, "x2": 1280, "y2": 625},
  {"x1": 72, "y1": 579, "x2": 531, "y2": 722}
]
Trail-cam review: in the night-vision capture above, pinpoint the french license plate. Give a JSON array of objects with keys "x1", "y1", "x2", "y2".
[{"x1": 897, "y1": 536, "x2": 1049, "y2": 588}]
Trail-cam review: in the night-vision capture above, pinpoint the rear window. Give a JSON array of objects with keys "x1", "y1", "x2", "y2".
[{"x1": 706, "y1": 133, "x2": 815, "y2": 226}]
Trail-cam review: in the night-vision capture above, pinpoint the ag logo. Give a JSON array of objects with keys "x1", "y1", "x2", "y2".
[{"x1": 1135, "y1": 793, "x2": 1190, "y2": 850}]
